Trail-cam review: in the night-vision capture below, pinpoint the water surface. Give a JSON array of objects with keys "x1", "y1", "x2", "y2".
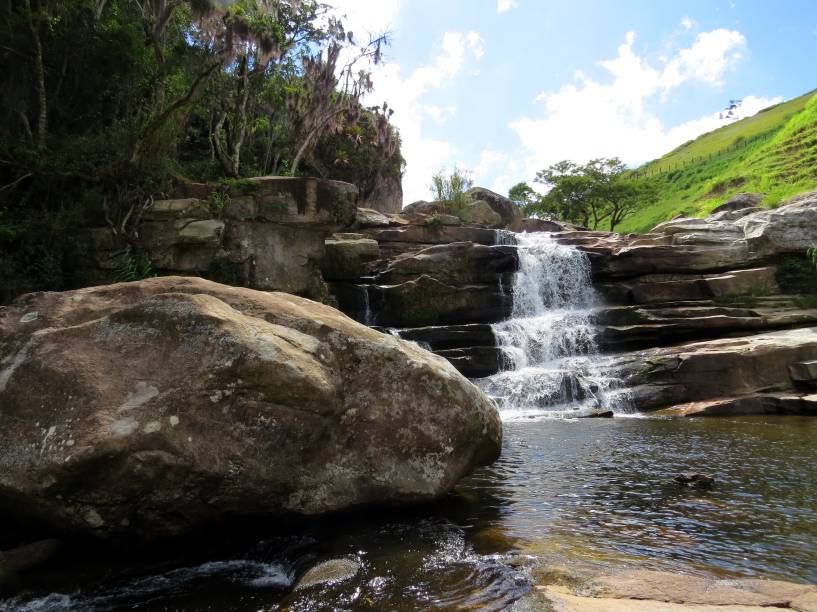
[{"x1": 5, "y1": 416, "x2": 816, "y2": 611}]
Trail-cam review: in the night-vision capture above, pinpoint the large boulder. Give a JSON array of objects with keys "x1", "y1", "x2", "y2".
[
  {"x1": 711, "y1": 191, "x2": 764, "y2": 214},
  {"x1": 0, "y1": 277, "x2": 501, "y2": 540},
  {"x1": 321, "y1": 235, "x2": 381, "y2": 281},
  {"x1": 466, "y1": 187, "x2": 523, "y2": 231},
  {"x1": 608, "y1": 327, "x2": 817, "y2": 411},
  {"x1": 464, "y1": 200, "x2": 504, "y2": 227},
  {"x1": 736, "y1": 191, "x2": 817, "y2": 255}
]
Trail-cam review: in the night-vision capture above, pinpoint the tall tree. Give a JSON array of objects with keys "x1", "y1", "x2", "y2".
[{"x1": 533, "y1": 158, "x2": 657, "y2": 230}]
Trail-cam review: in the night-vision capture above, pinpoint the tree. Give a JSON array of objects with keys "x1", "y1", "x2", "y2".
[
  {"x1": 285, "y1": 28, "x2": 387, "y2": 176},
  {"x1": 0, "y1": 0, "x2": 403, "y2": 301},
  {"x1": 508, "y1": 182, "x2": 540, "y2": 216},
  {"x1": 533, "y1": 157, "x2": 657, "y2": 231},
  {"x1": 533, "y1": 160, "x2": 598, "y2": 227}
]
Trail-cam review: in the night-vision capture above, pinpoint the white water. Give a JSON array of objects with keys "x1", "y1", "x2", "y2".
[{"x1": 479, "y1": 232, "x2": 628, "y2": 419}]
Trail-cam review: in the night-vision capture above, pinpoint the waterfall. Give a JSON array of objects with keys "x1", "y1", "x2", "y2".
[{"x1": 479, "y1": 232, "x2": 627, "y2": 418}]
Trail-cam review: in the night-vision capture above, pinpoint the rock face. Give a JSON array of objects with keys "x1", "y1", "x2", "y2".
[
  {"x1": 466, "y1": 187, "x2": 524, "y2": 231},
  {"x1": 87, "y1": 177, "x2": 359, "y2": 300},
  {"x1": 0, "y1": 277, "x2": 501, "y2": 540},
  {"x1": 519, "y1": 569, "x2": 817, "y2": 611},
  {"x1": 326, "y1": 190, "x2": 817, "y2": 406},
  {"x1": 575, "y1": 191, "x2": 817, "y2": 279},
  {"x1": 607, "y1": 327, "x2": 817, "y2": 412},
  {"x1": 360, "y1": 169, "x2": 403, "y2": 214}
]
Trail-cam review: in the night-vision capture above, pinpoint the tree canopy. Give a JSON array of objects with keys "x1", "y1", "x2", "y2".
[
  {"x1": 517, "y1": 158, "x2": 658, "y2": 231},
  {"x1": 0, "y1": 0, "x2": 404, "y2": 302}
]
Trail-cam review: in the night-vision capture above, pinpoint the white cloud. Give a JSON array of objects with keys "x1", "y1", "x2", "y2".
[
  {"x1": 680, "y1": 16, "x2": 696, "y2": 30},
  {"x1": 364, "y1": 31, "x2": 485, "y2": 203},
  {"x1": 326, "y1": 0, "x2": 400, "y2": 38},
  {"x1": 659, "y1": 29, "x2": 746, "y2": 90},
  {"x1": 467, "y1": 31, "x2": 485, "y2": 58},
  {"x1": 497, "y1": 0, "x2": 518, "y2": 14},
  {"x1": 507, "y1": 29, "x2": 753, "y2": 180},
  {"x1": 423, "y1": 104, "x2": 457, "y2": 123}
]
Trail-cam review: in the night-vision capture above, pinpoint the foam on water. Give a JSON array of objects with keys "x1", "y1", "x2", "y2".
[{"x1": 479, "y1": 231, "x2": 627, "y2": 418}]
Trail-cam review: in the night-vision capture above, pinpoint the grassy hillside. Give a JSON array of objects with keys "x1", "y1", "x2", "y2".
[{"x1": 618, "y1": 90, "x2": 817, "y2": 233}]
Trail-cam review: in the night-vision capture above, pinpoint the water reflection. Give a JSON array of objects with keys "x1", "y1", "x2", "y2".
[
  {"x1": 4, "y1": 417, "x2": 816, "y2": 611},
  {"x1": 464, "y1": 417, "x2": 817, "y2": 582}
]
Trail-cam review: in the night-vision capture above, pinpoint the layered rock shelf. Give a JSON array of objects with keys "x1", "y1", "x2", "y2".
[{"x1": 326, "y1": 189, "x2": 817, "y2": 416}]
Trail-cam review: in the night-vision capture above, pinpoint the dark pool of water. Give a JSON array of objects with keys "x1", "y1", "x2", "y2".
[{"x1": 4, "y1": 417, "x2": 816, "y2": 611}]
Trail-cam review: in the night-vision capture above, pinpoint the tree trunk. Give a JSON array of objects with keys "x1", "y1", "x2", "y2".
[
  {"x1": 25, "y1": 0, "x2": 47, "y2": 150},
  {"x1": 131, "y1": 59, "x2": 221, "y2": 166}
]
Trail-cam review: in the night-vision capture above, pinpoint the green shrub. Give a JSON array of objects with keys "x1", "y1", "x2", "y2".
[
  {"x1": 776, "y1": 255, "x2": 817, "y2": 293},
  {"x1": 209, "y1": 190, "x2": 230, "y2": 215},
  {"x1": 430, "y1": 167, "x2": 473, "y2": 218}
]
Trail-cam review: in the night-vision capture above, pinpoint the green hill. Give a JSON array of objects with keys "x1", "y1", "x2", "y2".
[{"x1": 618, "y1": 89, "x2": 817, "y2": 233}]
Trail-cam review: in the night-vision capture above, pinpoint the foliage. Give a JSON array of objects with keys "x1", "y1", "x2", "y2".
[
  {"x1": 115, "y1": 249, "x2": 154, "y2": 283},
  {"x1": 0, "y1": 0, "x2": 400, "y2": 302},
  {"x1": 424, "y1": 212, "x2": 444, "y2": 227},
  {"x1": 430, "y1": 167, "x2": 473, "y2": 218},
  {"x1": 308, "y1": 104, "x2": 404, "y2": 202},
  {"x1": 508, "y1": 182, "x2": 540, "y2": 216},
  {"x1": 531, "y1": 158, "x2": 658, "y2": 231},
  {"x1": 616, "y1": 90, "x2": 817, "y2": 233},
  {"x1": 208, "y1": 189, "x2": 230, "y2": 214},
  {"x1": 808, "y1": 247, "x2": 817, "y2": 274},
  {"x1": 775, "y1": 255, "x2": 817, "y2": 294}
]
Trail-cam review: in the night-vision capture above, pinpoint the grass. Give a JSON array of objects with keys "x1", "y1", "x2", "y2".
[{"x1": 618, "y1": 89, "x2": 817, "y2": 233}]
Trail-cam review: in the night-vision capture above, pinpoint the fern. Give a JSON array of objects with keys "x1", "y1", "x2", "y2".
[
  {"x1": 115, "y1": 250, "x2": 154, "y2": 283},
  {"x1": 808, "y1": 246, "x2": 817, "y2": 273}
]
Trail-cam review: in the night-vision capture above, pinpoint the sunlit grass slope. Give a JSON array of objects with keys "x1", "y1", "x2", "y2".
[{"x1": 618, "y1": 89, "x2": 817, "y2": 233}]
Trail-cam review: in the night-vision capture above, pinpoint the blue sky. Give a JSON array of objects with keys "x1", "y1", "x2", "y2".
[{"x1": 330, "y1": 0, "x2": 817, "y2": 203}]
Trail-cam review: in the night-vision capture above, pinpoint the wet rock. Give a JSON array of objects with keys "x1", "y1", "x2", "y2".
[
  {"x1": 674, "y1": 473, "x2": 715, "y2": 488},
  {"x1": 376, "y1": 242, "x2": 517, "y2": 286},
  {"x1": 609, "y1": 327, "x2": 817, "y2": 412},
  {"x1": 435, "y1": 346, "x2": 504, "y2": 378},
  {"x1": 653, "y1": 393, "x2": 817, "y2": 417},
  {"x1": 294, "y1": 558, "x2": 361, "y2": 591},
  {"x1": 0, "y1": 277, "x2": 502, "y2": 540},
  {"x1": 595, "y1": 301, "x2": 817, "y2": 351},
  {"x1": 789, "y1": 360, "x2": 817, "y2": 386},
  {"x1": 519, "y1": 569, "x2": 817, "y2": 611},
  {"x1": 0, "y1": 539, "x2": 60, "y2": 572},
  {"x1": 571, "y1": 409, "x2": 614, "y2": 419},
  {"x1": 373, "y1": 275, "x2": 511, "y2": 327}
]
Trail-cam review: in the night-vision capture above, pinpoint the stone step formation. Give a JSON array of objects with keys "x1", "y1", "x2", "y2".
[{"x1": 329, "y1": 189, "x2": 817, "y2": 416}]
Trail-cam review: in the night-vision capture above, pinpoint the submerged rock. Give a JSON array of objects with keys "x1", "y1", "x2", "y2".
[
  {"x1": 0, "y1": 539, "x2": 60, "y2": 572},
  {"x1": 0, "y1": 277, "x2": 501, "y2": 540},
  {"x1": 674, "y1": 473, "x2": 715, "y2": 488},
  {"x1": 294, "y1": 558, "x2": 361, "y2": 591}
]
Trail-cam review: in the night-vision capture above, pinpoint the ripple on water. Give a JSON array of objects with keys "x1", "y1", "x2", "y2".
[{"x1": 3, "y1": 417, "x2": 816, "y2": 610}]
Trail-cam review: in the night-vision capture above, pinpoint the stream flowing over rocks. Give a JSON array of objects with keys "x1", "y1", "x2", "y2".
[
  {"x1": 0, "y1": 276, "x2": 501, "y2": 540},
  {"x1": 332, "y1": 189, "x2": 817, "y2": 418}
]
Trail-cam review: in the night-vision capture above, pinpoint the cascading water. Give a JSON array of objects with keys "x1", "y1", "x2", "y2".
[{"x1": 479, "y1": 231, "x2": 627, "y2": 418}]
